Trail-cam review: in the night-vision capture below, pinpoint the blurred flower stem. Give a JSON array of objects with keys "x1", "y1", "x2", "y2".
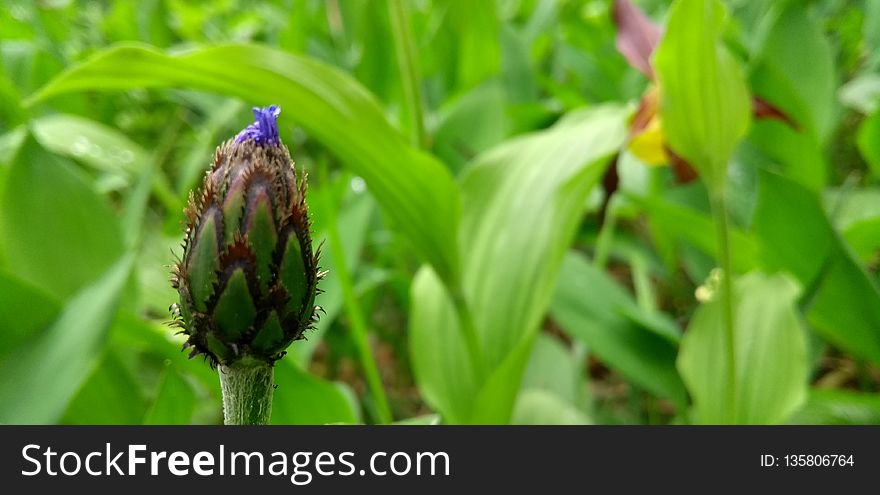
[{"x1": 709, "y1": 190, "x2": 737, "y2": 422}]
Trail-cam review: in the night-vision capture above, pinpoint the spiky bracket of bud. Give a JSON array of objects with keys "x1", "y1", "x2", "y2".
[{"x1": 170, "y1": 106, "x2": 325, "y2": 370}]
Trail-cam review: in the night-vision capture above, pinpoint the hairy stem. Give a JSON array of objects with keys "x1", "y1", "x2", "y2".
[
  {"x1": 219, "y1": 363, "x2": 274, "y2": 425},
  {"x1": 709, "y1": 191, "x2": 737, "y2": 423}
]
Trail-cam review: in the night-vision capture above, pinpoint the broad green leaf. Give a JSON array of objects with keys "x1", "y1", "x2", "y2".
[
  {"x1": 825, "y1": 188, "x2": 880, "y2": 263},
  {"x1": 144, "y1": 363, "x2": 196, "y2": 425},
  {"x1": 754, "y1": 172, "x2": 880, "y2": 364},
  {"x1": 678, "y1": 272, "x2": 808, "y2": 424},
  {"x1": 409, "y1": 266, "x2": 477, "y2": 424},
  {"x1": 512, "y1": 334, "x2": 591, "y2": 425},
  {"x1": 654, "y1": 0, "x2": 751, "y2": 191},
  {"x1": 789, "y1": 389, "x2": 880, "y2": 425},
  {"x1": 521, "y1": 334, "x2": 586, "y2": 407},
  {"x1": 753, "y1": 171, "x2": 834, "y2": 287},
  {"x1": 551, "y1": 252, "x2": 687, "y2": 405},
  {"x1": 27, "y1": 43, "x2": 460, "y2": 284},
  {"x1": 0, "y1": 255, "x2": 133, "y2": 424},
  {"x1": 410, "y1": 105, "x2": 629, "y2": 423},
  {"x1": 32, "y1": 113, "x2": 147, "y2": 176},
  {"x1": 0, "y1": 272, "x2": 59, "y2": 358},
  {"x1": 750, "y1": 4, "x2": 835, "y2": 142},
  {"x1": 511, "y1": 389, "x2": 591, "y2": 425},
  {"x1": 739, "y1": 119, "x2": 827, "y2": 192},
  {"x1": 0, "y1": 136, "x2": 125, "y2": 300},
  {"x1": 461, "y1": 105, "x2": 629, "y2": 368},
  {"x1": 270, "y1": 359, "x2": 360, "y2": 425},
  {"x1": 62, "y1": 351, "x2": 146, "y2": 425},
  {"x1": 469, "y1": 333, "x2": 537, "y2": 424},
  {"x1": 808, "y1": 251, "x2": 880, "y2": 365}
]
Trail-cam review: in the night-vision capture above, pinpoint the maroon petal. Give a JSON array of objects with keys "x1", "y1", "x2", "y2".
[
  {"x1": 613, "y1": 0, "x2": 662, "y2": 78},
  {"x1": 752, "y1": 97, "x2": 800, "y2": 131}
]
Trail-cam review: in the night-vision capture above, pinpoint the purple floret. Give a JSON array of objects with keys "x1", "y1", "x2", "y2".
[{"x1": 235, "y1": 105, "x2": 282, "y2": 146}]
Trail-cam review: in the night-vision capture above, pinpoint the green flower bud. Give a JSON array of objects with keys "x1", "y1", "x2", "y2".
[{"x1": 170, "y1": 105, "x2": 323, "y2": 367}]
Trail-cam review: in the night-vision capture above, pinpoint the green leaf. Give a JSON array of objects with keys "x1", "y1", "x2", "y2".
[
  {"x1": 511, "y1": 389, "x2": 591, "y2": 425},
  {"x1": 789, "y1": 389, "x2": 880, "y2": 425},
  {"x1": 31, "y1": 113, "x2": 147, "y2": 176},
  {"x1": 393, "y1": 414, "x2": 441, "y2": 425},
  {"x1": 469, "y1": 333, "x2": 537, "y2": 424},
  {"x1": 753, "y1": 171, "x2": 834, "y2": 287},
  {"x1": 143, "y1": 363, "x2": 196, "y2": 425},
  {"x1": 754, "y1": 172, "x2": 880, "y2": 364},
  {"x1": 521, "y1": 334, "x2": 586, "y2": 407},
  {"x1": 551, "y1": 252, "x2": 687, "y2": 405},
  {"x1": 739, "y1": 119, "x2": 827, "y2": 191},
  {"x1": 460, "y1": 105, "x2": 629, "y2": 368},
  {"x1": 825, "y1": 188, "x2": 880, "y2": 263},
  {"x1": 750, "y1": 4, "x2": 835, "y2": 142},
  {"x1": 0, "y1": 255, "x2": 133, "y2": 424},
  {"x1": 27, "y1": 43, "x2": 460, "y2": 284},
  {"x1": 410, "y1": 105, "x2": 629, "y2": 423},
  {"x1": 0, "y1": 272, "x2": 59, "y2": 358},
  {"x1": 808, "y1": 251, "x2": 880, "y2": 365},
  {"x1": 512, "y1": 334, "x2": 591, "y2": 425},
  {"x1": 409, "y1": 266, "x2": 477, "y2": 424},
  {"x1": 654, "y1": 0, "x2": 751, "y2": 191},
  {"x1": 857, "y1": 109, "x2": 880, "y2": 178},
  {"x1": 270, "y1": 359, "x2": 360, "y2": 425},
  {"x1": 62, "y1": 351, "x2": 146, "y2": 425},
  {"x1": 0, "y1": 135, "x2": 125, "y2": 300},
  {"x1": 678, "y1": 272, "x2": 808, "y2": 424}
]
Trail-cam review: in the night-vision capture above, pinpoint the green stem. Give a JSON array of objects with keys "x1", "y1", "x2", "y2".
[
  {"x1": 709, "y1": 191, "x2": 737, "y2": 424},
  {"x1": 388, "y1": 0, "x2": 427, "y2": 148},
  {"x1": 630, "y1": 252, "x2": 657, "y2": 313},
  {"x1": 593, "y1": 194, "x2": 620, "y2": 269},
  {"x1": 318, "y1": 167, "x2": 393, "y2": 424},
  {"x1": 219, "y1": 363, "x2": 274, "y2": 425}
]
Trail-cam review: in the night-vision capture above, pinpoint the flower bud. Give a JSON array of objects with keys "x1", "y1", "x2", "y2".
[{"x1": 171, "y1": 105, "x2": 322, "y2": 367}]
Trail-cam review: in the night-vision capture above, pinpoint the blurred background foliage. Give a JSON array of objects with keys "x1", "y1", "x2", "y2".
[{"x1": 1, "y1": 0, "x2": 879, "y2": 425}]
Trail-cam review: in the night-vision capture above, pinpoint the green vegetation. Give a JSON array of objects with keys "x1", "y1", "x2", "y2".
[{"x1": 1, "y1": 0, "x2": 879, "y2": 425}]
